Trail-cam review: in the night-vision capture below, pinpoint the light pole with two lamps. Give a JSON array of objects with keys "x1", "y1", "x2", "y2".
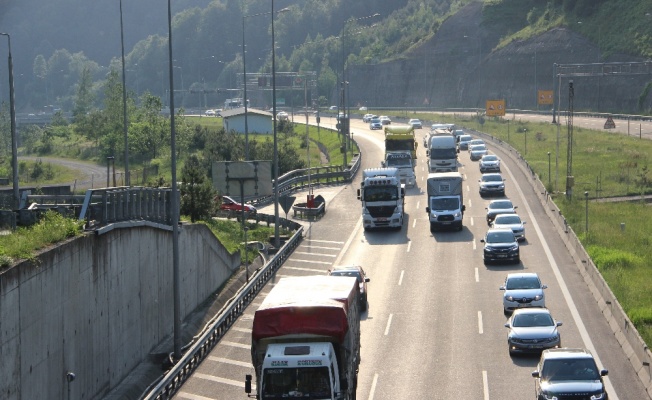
[{"x1": 0, "y1": 32, "x2": 18, "y2": 208}]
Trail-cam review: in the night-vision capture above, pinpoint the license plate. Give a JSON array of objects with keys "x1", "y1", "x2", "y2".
[
  {"x1": 497, "y1": 254, "x2": 507, "y2": 258},
  {"x1": 377, "y1": 218, "x2": 387, "y2": 221}
]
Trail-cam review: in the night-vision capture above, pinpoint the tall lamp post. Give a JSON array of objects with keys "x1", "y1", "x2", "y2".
[
  {"x1": 547, "y1": 152, "x2": 551, "y2": 190},
  {"x1": 119, "y1": 0, "x2": 130, "y2": 185},
  {"x1": 271, "y1": 0, "x2": 280, "y2": 249},
  {"x1": 584, "y1": 191, "x2": 589, "y2": 235},
  {"x1": 166, "y1": 0, "x2": 182, "y2": 361},
  {"x1": 0, "y1": 33, "x2": 18, "y2": 208}
]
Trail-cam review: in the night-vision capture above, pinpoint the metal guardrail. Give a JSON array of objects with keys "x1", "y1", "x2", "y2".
[{"x1": 141, "y1": 223, "x2": 304, "y2": 400}]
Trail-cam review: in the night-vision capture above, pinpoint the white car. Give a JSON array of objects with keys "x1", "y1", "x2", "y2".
[
  {"x1": 479, "y1": 154, "x2": 501, "y2": 172},
  {"x1": 277, "y1": 111, "x2": 289, "y2": 120},
  {"x1": 492, "y1": 213, "x2": 526, "y2": 241},
  {"x1": 409, "y1": 119, "x2": 423, "y2": 129},
  {"x1": 362, "y1": 113, "x2": 376, "y2": 122},
  {"x1": 379, "y1": 115, "x2": 391, "y2": 125},
  {"x1": 359, "y1": 106, "x2": 368, "y2": 111},
  {"x1": 467, "y1": 139, "x2": 485, "y2": 151},
  {"x1": 204, "y1": 109, "x2": 216, "y2": 116},
  {"x1": 469, "y1": 144, "x2": 488, "y2": 161},
  {"x1": 500, "y1": 273, "x2": 547, "y2": 314}
]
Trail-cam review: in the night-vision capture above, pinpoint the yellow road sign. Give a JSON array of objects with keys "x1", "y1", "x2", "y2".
[
  {"x1": 486, "y1": 100, "x2": 505, "y2": 116},
  {"x1": 538, "y1": 90, "x2": 553, "y2": 105}
]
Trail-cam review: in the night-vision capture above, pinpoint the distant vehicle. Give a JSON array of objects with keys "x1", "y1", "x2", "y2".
[
  {"x1": 329, "y1": 105, "x2": 338, "y2": 111},
  {"x1": 480, "y1": 228, "x2": 520, "y2": 264},
  {"x1": 369, "y1": 117, "x2": 382, "y2": 130},
  {"x1": 218, "y1": 195, "x2": 257, "y2": 214},
  {"x1": 492, "y1": 213, "x2": 526, "y2": 241},
  {"x1": 479, "y1": 154, "x2": 501, "y2": 173},
  {"x1": 500, "y1": 272, "x2": 546, "y2": 314},
  {"x1": 485, "y1": 199, "x2": 517, "y2": 225},
  {"x1": 478, "y1": 173, "x2": 505, "y2": 197},
  {"x1": 505, "y1": 308, "x2": 561, "y2": 355},
  {"x1": 532, "y1": 349, "x2": 608, "y2": 400},
  {"x1": 328, "y1": 265, "x2": 370, "y2": 311},
  {"x1": 359, "y1": 106, "x2": 368, "y2": 111},
  {"x1": 362, "y1": 113, "x2": 376, "y2": 122},
  {"x1": 467, "y1": 139, "x2": 485, "y2": 151},
  {"x1": 204, "y1": 109, "x2": 216, "y2": 116},
  {"x1": 457, "y1": 135, "x2": 474, "y2": 150},
  {"x1": 379, "y1": 115, "x2": 391, "y2": 125},
  {"x1": 408, "y1": 119, "x2": 423, "y2": 129},
  {"x1": 453, "y1": 129, "x2": 465, "y2": 140},
  {"x1": 431, "y1": 123, "x2": 454, "y2": 131},
  {"x1": 277, "y1": 111, "x2": 289, "y2": 120},
  {"x1": 469, "y1": 144, "x2": 488, "y2": 161}
]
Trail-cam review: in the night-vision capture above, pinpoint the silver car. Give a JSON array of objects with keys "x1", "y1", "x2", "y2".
[
  {"x1": 479, "y1": 154, "x2": 501, "y2": 172},
  {"x1": 469, "y1": 144, "x2": 488, "y2": 161},
  {"x1": 500, "y1": 272, "x2": 547, "y2": 314},
  {"x1": 505, "y1": 308, "x2": 561, "y2": 355},
  {"x1": 479, "y1": 173, "x2": 505, "y2": 197},
  {"x1": 492, "y1": 213, "x2": 526, "y2": 241}
]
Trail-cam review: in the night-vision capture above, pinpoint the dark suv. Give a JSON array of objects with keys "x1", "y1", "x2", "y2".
[{"x1": 532, "y1": 348, "x2": 608, "y2": 400}]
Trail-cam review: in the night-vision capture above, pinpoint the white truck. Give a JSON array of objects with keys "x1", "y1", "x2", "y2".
[
  {"x1": 382, "y1": 125, "x2": 417, "y2": 187},
  {"x1": 425, "y1": 172, "x2": 465, "y2": 231},
  {"x1": 245, "y1": 276, "x2": 361, "y2": 400},
  {"x1": 427, "y1": 131, "x2": 458, "y2": 172},
  {"x1": 357, "y1": 167, "x2": 405, "y2": 231}
]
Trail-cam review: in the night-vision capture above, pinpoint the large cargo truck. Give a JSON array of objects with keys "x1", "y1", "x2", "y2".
[
  {"x1": 245, "y1": 276, "x2": 361, "y2": 400},
  {"x1": 357, "y1": 167, "x2": 405, "y2": 231},
  {"x1": 425, "y1": 172, "x2": 465, "y2": 231},
  {"x1": 383, "y1": 125, "x2": 417, "y2": 187},
  {"x1": 427, "y1": 130, "x2": 458, "y2": 172}
]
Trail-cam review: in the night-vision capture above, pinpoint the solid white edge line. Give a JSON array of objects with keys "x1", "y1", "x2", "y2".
[{"x1": 503, "y1": 162, "x2": 619, "y2": 400}]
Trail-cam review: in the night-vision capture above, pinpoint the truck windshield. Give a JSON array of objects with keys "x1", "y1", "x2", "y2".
[
  {"x1": 386, "y1": 141, "x2": 414, "y2": 151},
  {"x1": 262, "y1": 367, "x2": 332, "y2": 399},
  {"x1": 385, "y1": 157, "x2": 412, "y2": 167},
  {"x1": 431, "y1": 197, "x2": 460, "y2": 211},
  {"x1": 430, "y1": 148, "x2": 457, "y2": 159},
  {"x1": 364, "y1": 186, "x2": 399, "y2": 201}
]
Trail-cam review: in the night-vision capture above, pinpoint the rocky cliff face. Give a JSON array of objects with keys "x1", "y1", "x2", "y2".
[{"x1": 347, "y1": 2, "x2": 652, "y2": 114}]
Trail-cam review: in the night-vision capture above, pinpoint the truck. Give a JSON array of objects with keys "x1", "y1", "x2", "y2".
[
  {"x1": 357, "y1": 167, "x2": 405, "y2": 231},
  {"x1": 425, "y1": 172, "x2": 465, "y2": 231},
  {"x1": 245, "y1": 275, "x2": 361, "y2": 400},
  {"x1": 427, "y1": 130, "x2": 458, "y2": 172},
  {"x1": 382, "y1": 125, "x2": 417, "y2": 187}
]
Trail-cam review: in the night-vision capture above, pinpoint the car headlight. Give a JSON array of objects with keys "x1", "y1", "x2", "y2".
[
  {"x1": 590, "y1": 393, "x2": 606, "y2": 400},
  {"x1": 509, "y1": 244, "x2": 519, "y2": 251},
  {"x1": 534, "y1": 294, "x2": 543, "y2": 301},
  {"x1": 540, "y1": 393, "x2": 558, "y2": 400},
  {"x1": 453, "y1": 212, "x2": 462, "y2": 218},
  {"x1": 505, "y1": 295, "x2": 515, "y2": 301}
]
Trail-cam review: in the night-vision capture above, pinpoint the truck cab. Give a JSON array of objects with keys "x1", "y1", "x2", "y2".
[
  {"x1": 381, "y1": 152, "x2": 416, "y2": 187},
  {"x1": 427, "y1": 132, "x2": 458, "y2": 173},
  {"x1": 257, "y1": 343, "x2": 339, "y2": 400},
  {"x1": 358, "y1": 168, "x2": 405, "y2": 231}
]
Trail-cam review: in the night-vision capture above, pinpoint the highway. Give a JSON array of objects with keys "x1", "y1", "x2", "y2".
[{"x1": 168, "y1": 116, "x2": 650, "y2": 399}]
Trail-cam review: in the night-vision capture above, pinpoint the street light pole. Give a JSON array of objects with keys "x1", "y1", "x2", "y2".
[
  {"x1": 271, "y1": 0, "x2": 280, "y2": 249},
  {"x1": 0, "y1": 33, "x2": 18, "y2": 209},
  {"x1": 119, "y1": 0, "x2": 130, "y2": 185},
  {"x1": 241, "y1": 16, "x2": 250, "y2": 160},
  {"x1": 585, "y1": 191, "x2": 589, "y2": 235},
  {"x1": 547, "y1": 152, "x2": 551, "y2": 190},
  {"x1": 167, "y1": 0, "x2": 182, "y2": 361}
]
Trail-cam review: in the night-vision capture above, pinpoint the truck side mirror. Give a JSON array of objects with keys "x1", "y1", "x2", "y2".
[
  {"x1": 381, "y1": 161, "x2": 386, "y2": 167},
  {"x1": 461, "y1": 205, "x2": 466, "y2": 212},
  {"x1": 425, "y1": 207, "x2": 430, "y2": 213},
  {"x1": 245, "y1": 374, "x2": 252, "y2": 394},
  {"x1": 401, "y1": 188, "x2": 405, "y2": 197},
  {"x1": 457, "y1": 148, "x2": 460, "y2": 153},
  {"x1": 357, "y1": 189, "x2": 361, "y2": 200}
]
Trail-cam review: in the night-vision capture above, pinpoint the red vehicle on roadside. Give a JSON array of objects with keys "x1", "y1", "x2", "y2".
[{"x1": 217, "y1": 195, "x2": 257, "y2": 214}]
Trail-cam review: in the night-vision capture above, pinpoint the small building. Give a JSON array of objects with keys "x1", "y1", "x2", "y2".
[{"x1": 221, "y1": 107, "x2": 273, "y2": 135}]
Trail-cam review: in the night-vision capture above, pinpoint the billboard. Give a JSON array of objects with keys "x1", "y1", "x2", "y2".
[
  {"x1": 538, "y1": 90, "x2": 554, "y2": 105},
  {"x1": 212, "y1": 161, "x2": 273, "y2": 197},
  {"x1": 485, "y1": 99, "x2": 505, "y2": 116}
]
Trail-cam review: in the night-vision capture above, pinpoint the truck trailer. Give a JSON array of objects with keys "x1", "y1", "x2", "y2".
[
  {"x1": 245, "y1": 276, "x2": 361, "y2": 400},
  {"x1": 357, "y1": 167, "x2": 405, "y2": 231},
  {"x1": 425, "y1": 172, "x2": 465, "y2": 231}
]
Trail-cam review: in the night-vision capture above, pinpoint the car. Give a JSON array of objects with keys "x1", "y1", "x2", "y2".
[
  {"x1": 505, "y1": 308, "x2": 561, "y2": 355},
  {"x1": 362, "y1": 113, "x2": 376, "y2": 122},
  {"x1": 453, "y1": 129, "x2": 465, "y2": 140},
  {"x1": 408, "y1": 119, "x2": 423, "y2": 129},
  {"x1": 329, "y1": 105, "x2": 338, "y2": 111},
  {"x1": 277, "y1": 111, "x2": 289, "y2": 121},
  {"x1": 328, "y1": 265, "x2": 370, "y2": 311},
  {"x1": 457, "y1": 135, "x2": 474, "y2": 150},
  {"x1": 532, "y1": 348, "x2": 608, "y2": 400},
  {"x1": 379, "y1": 115, "x2": 391, "y2": 125},
  {"x1": 369, "y1": 117, "x2": 382, "y2": 130},
  {"x1": 500, "y1": 272, "x2": 547, "y2": 314},
  {"x1": 480, "y1": 228, "x2": 520, "y2": 264},
  {"x1": 492, "y1": 213, "x2": 526, "y2": 241},
  {"x1": 359, "y1": 106, "x2": 368, "y2": 111},
  {"x1": 467, "y1": 139, "x2": 485, "y2": 151},
  {"x1": 204, "y1": 109, "x2": 216, "y2": 116},
  {"x1": 479, "y1": 154, "x2": 501, "y2": 173},
  {"x1": 485, "y1": 199, "x2": 517, "y2": 225},
  {"x1": 478, "y1": 173, "x2": 506, "y2": 197},
  {"x1": 469, "y1": 144, "x2": 488, "y2": 161},
  {"x1": 431, "y1": 123, "x2": 454, "y2": 131},
  {"x1": 218, "y1": 195, "x2": 257, "y2": 215}
]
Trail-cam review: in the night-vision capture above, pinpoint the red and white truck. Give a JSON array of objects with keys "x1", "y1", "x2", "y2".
[{"x1": 245, "y1": 276, "x2": 361, "y2": 400}]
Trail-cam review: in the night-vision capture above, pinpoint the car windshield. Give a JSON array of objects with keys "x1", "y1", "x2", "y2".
[
  {"x1": 371, "y1": 118, "x2": 380, "y2": 123},
  {"x1": 330, "y1": 269, "x2": 363, "y2": 282},
  {"x1": 540, "y1": 359, "x2": 600, "y2": 381},
  {"x1": 482, "y1": 175, "x2": 502, "y2": 182},
  {"x1": 506, "y1": 276, "x2": 540, "y2": 290},
  {"x1": 489, "y1": 201, "x2": 513, "y2": 209},
  {"x1": 486, "y1": 231, "x2": 515, "y2": 243},
  {"x1": 495, "y1": 215, "x2": 521, "y2": 224},
  {"x1": 460, "y1": 136, "x2": 472, "y2": 143},
  {"x1": 512, "y1": 313, "x2": 554, "y2": 327},
  {"x1": 483, "y1": 155, "x2": 498, "y2": 161},
  {"x1": 471, "y1": 145, "x2": 487, "y2": 152},
  {"x1": 470, "y1": 140, "x2": 484, "y2": 145}
]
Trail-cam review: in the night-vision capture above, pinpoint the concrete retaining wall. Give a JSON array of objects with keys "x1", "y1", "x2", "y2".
[{"x1": 0, "y1": 223, "x2": 240, "y2": 400}]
